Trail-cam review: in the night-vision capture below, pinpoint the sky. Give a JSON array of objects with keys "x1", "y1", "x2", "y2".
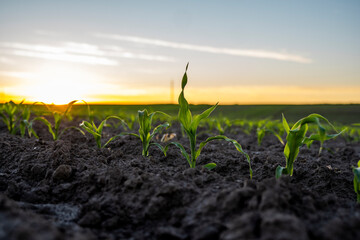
[{"x1": 0, "y1": 0, "x2": 359, "y2": 105}]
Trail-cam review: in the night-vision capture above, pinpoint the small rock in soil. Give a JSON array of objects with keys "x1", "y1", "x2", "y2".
[{"x1": 52, "y1": 164, "x2": 72, "y2": 181}]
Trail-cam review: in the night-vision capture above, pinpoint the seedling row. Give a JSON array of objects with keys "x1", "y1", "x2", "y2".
[{"x1": 1, "y1": 64, "x2": 360, "y2": 203}]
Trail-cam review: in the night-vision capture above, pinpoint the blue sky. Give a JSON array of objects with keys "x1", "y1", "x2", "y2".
[{"x1": 0, "y1": 0, "x2": 359, "y2": 104}]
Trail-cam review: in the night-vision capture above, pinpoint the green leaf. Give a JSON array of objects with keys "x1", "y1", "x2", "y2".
[
  {"x1": 353, "y1": 162, "x2": 360, "y2": 203},
  {"x1": 266, "y1": 129, "x2": 284, "y2": 145},
  {"x1": 59, "y1": 126, "x2": 84, "y2": 140},
  {"x1": 203, "y1": 163, "x2": 216, "y2": 170},
  {"x1": 64, "y1": 100, "x2": 77, "y2": 115},
  {"x1": 80, "y1": 121, "x2": 101, "y2": 137},
  {"x1": 282, "y1": 113, "x2": 290, "y2": 134},
  {"x1": 151, "y1": 122, "x2": 170, "y2": 138},
  {"x1": 151, "y1": 142, "x2": 167, "y2": 156},
  {"x1": 257, "y1": 128, "x2": 266, "y2": 146},
  {"x1": 20, "y1": 120, "x2": 26, "y2": 137},
  {"x1": 103, "y1": 132, "x2": 127, "y2": 148},
  {"x1": 26, "y1": 120, "x2": 39, "y2": 139},
  {"x1": 167, "y1": 142, "x2": 191, "y2": 167},
  {"x1": 303, "y1": 138, "x2": 314, "y2": 148},
  {"x1": 196, "y1": 135, "x2": 252, "y2": 178},
  {"x1": 178, "y1": 64, "x2": 192, "y2": 130},
  {"x1": 34, "y1": 117, "x2": 56, "y2": 140},
  {"x1": 190, "y1": 103, "x2": 218, "y2": 133},
  {"x1": 181, "y1": 62, "x2": 189, "y2": 89},
  {"x1": 275, "y1": 166, "x2": 286, "y2": 179}
]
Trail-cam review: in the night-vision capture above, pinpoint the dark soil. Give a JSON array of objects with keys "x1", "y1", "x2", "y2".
[{"x1": 1, "y1": 119, "x2": 360, "y2": 240}]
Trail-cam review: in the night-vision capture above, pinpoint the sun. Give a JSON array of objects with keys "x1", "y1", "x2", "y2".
[
  {"x1": 10, "y1": 64, "x2": 98, "y2": 105},
  {"x1": 3, "y1": 63, "x2": 155, "y2": 105}
]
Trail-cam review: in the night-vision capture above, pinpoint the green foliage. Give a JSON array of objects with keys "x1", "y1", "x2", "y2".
[
  {"x1": 80, "y1": 115, "x2": 128, "y2": 148},
  {"x1": 126, "y1": 109, "x2": 170, "y2": 157},
  {"x1": 232, "y1": 119, "x2": 255, "y2": 135},
  {"x1": 167, "y1": 64, "x2": 252, "y2": 178},
  {"x1": 342, "y1": 124, "x2": 360, "y2": 142},
  {"x1": 276, "y1": 113, "x2": 344, "y2": 179},
  {"x1": 0, "y1": 100, "x2": 37, "y2": 137},
  {"x1": 203, "y1": 162, "x2": 217, "y2": 170},
  {"x1": 20, "y1": 105, "x2": 38, "y2": 138},
  {"x1": 209, "y1": 117, "x2": 232, "y2": 135},
  {"x1": 34, "y1": 100, "x2": 83, "y2": 140},
  {"x1": 1, "y1": 101, "x2": 22, "y2": 134},
  {"x1": 353, "y1": 160, "x2": 360, "y2": 203},
  {"x1": 256, "y1": 119, "x2": 284, "y2": 146},
  {"x1": 125, "y1": 114, "x2": 137, "y2": 130},
  {"x1": 0, "y1": 101, "x2": 20, "y2": 134}
]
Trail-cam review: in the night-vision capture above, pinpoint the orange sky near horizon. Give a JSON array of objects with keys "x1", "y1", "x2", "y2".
[{"x1": 2, "y1": 84, "x2": 360, "y2": 105}]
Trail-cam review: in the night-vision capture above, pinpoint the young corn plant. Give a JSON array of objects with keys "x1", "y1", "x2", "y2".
[
  {"x1": 343, "y1": 124, "x2": 360, "y2": 143},
  {"x1": 0, "y1": 100, "x2": 37, "y2": 137},
  {"x1": 276, "y1": 113, "x2": 344, "y2": 179},
  {"x1": 233, "y1": 119, "x2": 254, "y2": 135},
  {"x1": 256, "y1": 120, "x2": 284, "y2": 146},
  {"x1": 20, "y1": 105, "x2": 38, "y2": 138},
  {"x1": 34, "y1": 100, "x2": 83, "y2": 140},
  {"x1": 353, "y1": 160, "x2": 360, "y2": 203},
  {"x1": 125, "y1": 109, "x2": 170, "y2": 157},
  {"x1": 166, "y1": 64, "x2": 252, "y2": 177},
  {"x1": 80, "y1": 115, "x2": 128, "y2": 148},
  {"x1": 256, "y1": 120, "x2": 268, "y2": 146},
  {"x1": 212, "y1": 117, "x2": 232, "y2": 135},
  {"x1": 125, "y1": 114, "x2": 137, "y2": 130},
  {"x1": 0, "y1": 100, "x2": 23, "y2": 134}
]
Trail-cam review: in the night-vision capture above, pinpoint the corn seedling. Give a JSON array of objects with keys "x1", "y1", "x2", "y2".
[
  {"x1": 125, "y1": 114, "x2": 137, "y2": 130},
  {"x1": 20, "y1": 105, "x2": 39, "y2": 138},
  {"x1": 233, "y1": 119, "x2": 254, "y2": 135},
  {"x1": 256, "y1": 120, "x2": 268, "y2": 146},
  {"x1": 256, "y1": 120, "x2": 284, "y2": 146},
  {"x1": 0, "y1": 100, "x2": 37, "y2": 138},
  {"x1": 352, "y1": 160, "x2": 360, "y2": 203},
  {"x1": 276, "y1": 113, "x2": 344, "y2": 179},
  {"x1": 343, "y1": 124, "x2": 360, "y2": 143},
  {"x1": 210, "y1": 117, "x2": 232, "y2": 135},
  {"x1": 80, "y1": 115, "x2": 128, "y2": 148},
  {"x1": 33, "y1": 100, "x2": 83, "y2": 140},
  {"x1": 0, "y1": 100, "x2": 23, "y2": 134},
  {"x1": 166, "y1": 64, "x2": 252, "y2": 177},
  {"x1": 123, "y1": 109, "x2": 170, "y2": 157}
]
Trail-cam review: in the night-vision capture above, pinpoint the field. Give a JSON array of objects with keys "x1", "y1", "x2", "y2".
[
  {"x1": 69, "y1": 103, "x2": 360, "y2": 124},
  {"x1": 1, "y1": 102, "x2": 360, "y2": 240}
]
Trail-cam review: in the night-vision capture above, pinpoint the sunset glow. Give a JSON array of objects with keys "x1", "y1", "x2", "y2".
[{"x1": 0, "y1": 1, "x2": 359, "y2": 105}]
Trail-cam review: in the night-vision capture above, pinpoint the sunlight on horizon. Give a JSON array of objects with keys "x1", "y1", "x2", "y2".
[
  {"x1": 1, "y1": 64, "x2": 149, "y2": 105},
  {"x1": 2, "y1": 83, "x2": 360, "y2": 105}
]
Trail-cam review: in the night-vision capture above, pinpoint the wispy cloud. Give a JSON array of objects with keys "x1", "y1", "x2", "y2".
[
  {"x1": 103, "y1": 45, "x2": 174, "y2": 62},
  {"x1": 12, "y1": 50, "x2": 118, "y2": 66},
  {"x1": 0, "y1": 41, "x2": 174, "y2": 65},
  {"x1": 95, "y1": 33, "x2": 312, "y2": 64},
  {"x1": 1, "y1": 42, "x2": 117, "y2": 66}
]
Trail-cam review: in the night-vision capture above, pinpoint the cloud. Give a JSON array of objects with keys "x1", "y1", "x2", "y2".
[
  {"x1": 0, "y1": 41, "x2": 174, "y2": 65},
  {"x1": 103, "y1": 45, "x2": 174, "y2": 62},
  {"x1": 1, "y1": 42, "x2": 117, "y2": 66},
  {"x1": 95, "y1": 33, "x2": 312, "y2": 64},
  {"x1": 12, "y1": 50, "x2": 118, "y2": 66}
]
